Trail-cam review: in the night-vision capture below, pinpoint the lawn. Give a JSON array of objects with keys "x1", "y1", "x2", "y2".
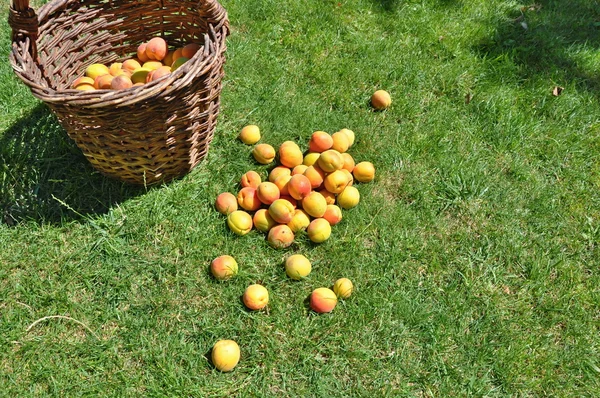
[{"x1": 1, "y1": 0, "x2": 600, "y2": 396}]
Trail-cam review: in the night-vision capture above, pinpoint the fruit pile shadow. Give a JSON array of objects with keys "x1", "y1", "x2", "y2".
[
  {"x1": 475, "y1": 0, "x2": 600, "y2": 93},
  {"x1": 0, "y1": 104, "x2": 144, "y2": 225}
]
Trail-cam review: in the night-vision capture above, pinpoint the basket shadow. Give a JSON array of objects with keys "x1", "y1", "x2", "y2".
[{"x1": 0, "y1": 104, "x2": 144, "y2": 225}]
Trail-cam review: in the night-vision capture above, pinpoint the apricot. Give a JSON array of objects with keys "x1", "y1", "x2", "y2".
[
  {"x1": 146, "y1": 37, "x2": 168, "y2": 61},
  {"x1": 267, "y1": 224, "x2": 295, "y2": 249},
  {"x1": 256, "y1": 181, "x2": 280, "y2": 205},
  {"x1": 306, "y1": 218, "x2": 331, "y2": 243},
  {"x1": 171, "y1": 48, "x2": 184, "y2": 64},
  {"x1": 353, "y1": 161, "x2": 375, "y2": 183},
  {"x1": 333, "y1": 278, "x2": 353, "y2": 299},
  {"x1": 142, "y1": 61, "x2": 164, "y2": 71},
  {"x1": 171, "y1": 57, "x2": 189, "y2": 71},
  {"x1": 319, "y1": 189, "x2": 336, "y2": 205},
  {"x1": 301, "y1": 191, "x2": 327, "y2": 218},
  {"x1": 75, "y1": 84, "x2": 96, "y2": 91},
  {"x1": 215, "y1": 192, "x2": 238, "y2": 215},
  {"x1": 308, "y1": 131, "x2": 333, "y2": 153},
  {"x1": 285, "y1": 254, "x2": 312, "y2": 280},
  {"x1": 338, "y1": 128, "x2": 355, "y2": 147},
  {"x1": 227, "y1": 210, "x2": 253, "y2": 236},
  {"x1": 371, "y1": 89, "x2": 392, "y2": 110},
  {"x1": 131, "y1": 68, "x2": 151, "y2": 84},
  {"x1": 278, "y1": 141, "x2": 303, "y2": 168},
  {"x1": 108, "y1": 62, "x2": 123, "y2": 76},
  {"x1": 72, "y1": 76, "x2": 95, "y2": 89},
  {"x1": 268, "y1": 199, "x2": 295, "y2": 224},
  {"x1": 303, "y1": 165, "x2": 325, "y2": 190},
  {"x1": 341, "y1": 153, "x2": 355, "y2": 172},
  {"x1": 182, "y1": 43, "x2": 201, "y2": 59},
  {"x1": 310, "y1": 287, "x2": 338, "y2": 313},
  {"x1": 269, "y1": 166, "x2": 291, "y2": 183},
  {"x1": 323, "y1": 204, "x2": 343, "y2": 226},
  {"x1": 110, "y1": 75, "x2": 132, "y2": 90},
  {"x1": 239, "y1": 125, "x2": 261, "y2": 145},
  {"x1": 279, "y1": 195, "x2": 298, "y2": 209},
  {"x1": 287, "y1": 209, "x2": 311, "y2": 232},
  {"x1": 253, "y1": 144, "x2": 276, "y2": 164},
  {"x1": 150, "y1": 66, "x2": 171, "y2": 82},
  {"x1": 303, "y1": 152, "x2": 321, "y2": 167},
  {"x1": 324, "y1": 169, "x2": 350, "y2": 194},
  {"x1": 210, "y1": 255, "x2": 238, "y2": 281},
  {"x1": 337, "y1": 186, "x2": 360, "y2": 209},
  {"x1": 331, "y1": 131, "x2": 350, "y2": 153},
  {"x1": 243, "y1": 284, "x2": 269, "y2": 310},
  {"x1": 287, "y1": 174, "x2": 312, "y2": 200},
  {"x1": 94, "y1": 74, "x2": 113, "y2": 89},
  {"x1": 162, "y1": 50, "x2": 175, "y2": 67},
  {"x1": 137, "y1": 42, "x2": 149, "y2": 62},
  {"x1": 341, "y1": 169, "x2": 354, "y2": 186},
  {"x1": 85, "y1": 63, "x2": 109, "y2": 80},
  {"x1": 317, "y1": 149, "x2": 344, "y2": 173},
  {"x1": 241, "y1": 170, "x2": 261, "y2": 188},
  {"x1": 273, "y1": 174, "x2": 291, "y2": 196},
  {"x1": 211, "y1": 339, "x2": 240, "y2": 372},
  {"x1": 122, "y1": 59, "x2": 142, "y2": 73},
  {"x1": 237, "y1": 186, "x2": 261, "y2": 211},
  {"x1": 292, "y1": 164, "x2": 308, "y2": 176},
  {"x1": 253, "y1": 209, "x2": 277, "y2": 232}
]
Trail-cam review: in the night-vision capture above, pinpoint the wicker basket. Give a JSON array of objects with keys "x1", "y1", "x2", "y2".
[{"x1": 8, "y1": 0, "x2": 229, "y2": 185}]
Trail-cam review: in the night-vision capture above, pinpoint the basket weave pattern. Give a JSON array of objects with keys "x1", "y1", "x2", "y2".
[{"x1": 9, "y1": 0, "x2": 229, "y2": 185}]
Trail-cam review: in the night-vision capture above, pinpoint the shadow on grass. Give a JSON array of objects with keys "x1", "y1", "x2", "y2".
[
  {"x1": 0, "y1": 104, "x2": 143, "y2": 225},
  {"x1": 475, "y1": 1, "x2": 600, "y2": 91},
  {"x1": 369, "y1": 0, "x2": 459, "y2": 12}
]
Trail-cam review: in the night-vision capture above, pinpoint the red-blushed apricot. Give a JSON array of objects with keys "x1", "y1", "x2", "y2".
[
  {"x1": 237, "y1": 186, "x2": 261, "y2": 211},
  {"x1": 215, "y1": 192, "x2": 238, "y2": 215},
  {"x1": 241, "y1": 170, "x2": 262, "y2": 189},
  {"x1": 310, "y1": 287, "x2": 337, "y2": 313},
  {"x1": 137, "y1": 42, "x2": 149, "y2": 62},
  {"x1": 146, "y1": 37, "x2": 168, "y2": 61},
  {"x1": 323, "y1": 204, "x2": 343, "y2": 226},
  {"x1": 243, "y1": 284, "x2": 269, "y2": 310},
  {"x1": 309, "y1": 131, "x2": 333, "y2": 153},
  {"x1": 267, "y1": 225, "x2": 295, "y2": 249}
]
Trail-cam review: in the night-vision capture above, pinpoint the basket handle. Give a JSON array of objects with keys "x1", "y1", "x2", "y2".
[{"x1": 8, "y1": 0, "x2": 38, "y2": 57}]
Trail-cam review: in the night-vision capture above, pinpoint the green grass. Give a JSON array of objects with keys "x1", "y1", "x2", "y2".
[{"x1": 2, "y1": 0, "x2": 600, "y2": 395}]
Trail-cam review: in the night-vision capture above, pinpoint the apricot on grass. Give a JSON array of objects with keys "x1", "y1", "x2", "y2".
[
  {"x1": 253, "y1": 144, "x2": 276, "y2": 164},
  {"x1": 241, "y1": 170, "x2": 262, "y2": 188},
  {"x1": 243, "y1": 284, "x2": 269, "y2": 310},
  {"x1": 239, "y1": 125, "x2": 261, "y2": 145},
  {"x1": 237, "y1": 186, "x2": 261, "y2": 212},
  {"x1": 323, "y1": 204, "x2": 343, "y2": 226},
  {"x1": 285, "y1": 254, "x2": 312, "y2": 280},
  {"x1": 210, "y1": 255, "x2": 238, "y2": 281},
  {"x1": 215, "y1": 192, "x2": 238, "y2": 215},
  {"x1": 337, "y1": 186, "x2": 360, "y2": 209},
  {"x1": 306, "y1": 218, "x2": 331, "y2": 243},
  {"x1": 301, "y1": 191, "x2": 328, "y2": 219},
  {"x1": 211, "y1": 339, "x2": 241, "y2": 372},
  {"x1": 333, "y1": 278, "x2": 353, "y2": 299},
  {"x1": 310, "y1": 287, "x2": 338, "y2": 313},
  {"x1": 287, "y1": 209, "x2": 311, "y2": 232},
  {"x1": 353, "y1": 161, "x2": 375, "y2": 183},
  {"x1": 371, "y1": 89, "x2": 392, "y2": 110},
  {"x1": 227, "y1": 210, "x2": 253, "y2": 236},
  {"x1": 267, "y1": 224, "x2": 295, "y2": 249},
  {"x1": 253, "y1": 209, "x2": 277, "y2": 232}
]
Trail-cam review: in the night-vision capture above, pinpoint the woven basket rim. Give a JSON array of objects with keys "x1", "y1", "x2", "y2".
[{"x1": 9, "y1": 0, "x2": 229, "y2": 108}]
